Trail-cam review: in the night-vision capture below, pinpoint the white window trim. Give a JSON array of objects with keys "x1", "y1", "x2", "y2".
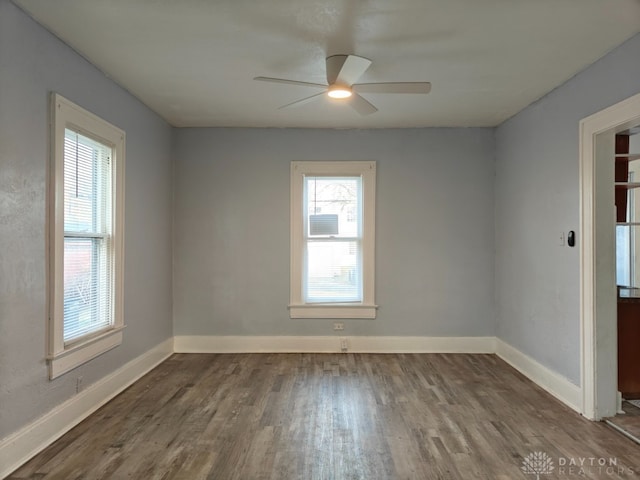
[
  {"x1": 289, "y1": 161, "x2": 377, "y2": 319},
  {"x1": 48, "y1": 93, "x2": 125, "y2": 379}
]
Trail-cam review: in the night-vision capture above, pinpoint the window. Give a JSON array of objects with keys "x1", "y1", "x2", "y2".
[
  {"x1": 290, "y1": 161, "x2": 376, "y2": 318},
  {"x1": 49, "y1": 94, "x2": 125, "y2": 379},
  {"x1": 616, "y1": 173, "x2": 635, "y2": 288},
  {"x1": 615, "y1": 132, "x2": 640, "y2": 297}
]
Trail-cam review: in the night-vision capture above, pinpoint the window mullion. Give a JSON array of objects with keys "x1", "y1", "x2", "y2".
[
  {"x1": 305, "y1": 236, "x2": 360, "y2": 242},
  {"x1": 64, "y1": 231, "x2": 108, "y2": 239}
]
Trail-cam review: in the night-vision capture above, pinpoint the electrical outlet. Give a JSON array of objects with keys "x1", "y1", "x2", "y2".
[
  {"x1": 340, "y1": 337, "x2": 348, "y2": 352},
  {"x1": 76, "y1": 376, "x2": 83, "y2": 393},
  {"x1": 333, "y1": 322, "x2": 344, "y2": 331}
]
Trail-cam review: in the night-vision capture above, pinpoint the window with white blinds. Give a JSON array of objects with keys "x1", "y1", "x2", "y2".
[
  {"x1": 49, "y1": 94, "x2": 125, "y2": 379},
  {"x1": 63, "y1": 129, "x2": 113, "y2": 342},
  {"x1": 290, "y1": 161, "x2": 377, "y2": 319}
]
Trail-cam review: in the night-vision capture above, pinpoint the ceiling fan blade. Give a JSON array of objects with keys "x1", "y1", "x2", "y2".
[
  {"x1": 254, "y1": 76, "x2": 326, "y2": 89},
  {"x1": 353, "y1": 82, "x2": 432, "y2": 94},
  {"x1": 278, "y1": 92, "x2": 326, "y2": 110},
  {"x1": 348, "y1": 93, "x2": 378, "y2": 116},
  {"x1": 326, "y1": 54, "x2": 372, "y2": 86}
]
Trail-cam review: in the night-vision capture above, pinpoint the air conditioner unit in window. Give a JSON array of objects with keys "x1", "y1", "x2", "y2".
[{"x1": 309, "y1": 214, "x2": 339, "y2": 236}]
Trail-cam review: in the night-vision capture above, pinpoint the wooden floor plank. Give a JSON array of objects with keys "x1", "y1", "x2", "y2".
[{"x1": 7, "y1": 353, "x2": 640, "y2": 479}]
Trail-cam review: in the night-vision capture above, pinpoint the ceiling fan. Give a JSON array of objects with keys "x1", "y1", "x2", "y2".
[{"x1": 254, "y1": 54, "x2": 431, "y2": 116}]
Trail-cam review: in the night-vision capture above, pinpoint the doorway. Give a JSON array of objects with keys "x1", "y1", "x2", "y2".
[
  {"x1": 579, "y1": 91, "x2": 640, "y2": 421},
  {"x1": 604, "y1": 129, "x2": 640, "y2": 444},
  {"x1": 615, "y1": 131, "x2": 640, "y2": 401}
]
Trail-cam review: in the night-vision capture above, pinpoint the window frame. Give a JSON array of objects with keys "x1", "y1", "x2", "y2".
[
  {"x1": 48, "y1": 93, "x2": 125, "y2": 379},
  {"x1": 290, "y1": 161, "x2": 377, "y2": 319}
]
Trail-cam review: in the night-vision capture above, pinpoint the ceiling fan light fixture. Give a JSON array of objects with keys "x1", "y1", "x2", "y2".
[
  {"x1": 254, "y1": 54, "x2": 431, "y2": 115},
  {"x1": 327, "y1": 85, "x2": 352, "y2": 99}
]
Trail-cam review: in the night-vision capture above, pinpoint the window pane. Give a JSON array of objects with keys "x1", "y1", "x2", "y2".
[
  {"x1": 306, "y1": 176, "x2": 360, "y2": 238},
  {"x1": 306, "y1": 240, "x2": 361, "y2": 302},
  {"x1": 64, "y1": 129, "x2": 111, "y2": 234},
  {"x1": 617, "y1": 225, "x2": 632, "y2": 287},
  {"x1": 64, "y1": 237, "x2": 111, "y2": 342},
  {"x1": 304, "y1": 176, "x2": 362, "y2": 303}
]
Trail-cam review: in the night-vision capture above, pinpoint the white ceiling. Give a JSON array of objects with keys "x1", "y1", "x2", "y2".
[{"x1": 14, "y1": 0, "x2": 640, "y2": 128}]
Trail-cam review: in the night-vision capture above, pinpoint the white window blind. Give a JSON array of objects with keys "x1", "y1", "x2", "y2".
[
  {"x1": 63, "y1": 129, "x2": 113, "y2": 343},
  {"x1": 304, "y1": 176, "x2": 362, "y2": 303}
]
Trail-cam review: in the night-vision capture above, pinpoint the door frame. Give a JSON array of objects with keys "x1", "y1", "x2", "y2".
[{"x1": 580, "y1": 91, "x2": 640, "y2": 420}]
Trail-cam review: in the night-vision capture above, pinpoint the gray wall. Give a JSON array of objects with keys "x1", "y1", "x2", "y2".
[
  {"x1": 495, "y1": 33, "x2": 640, "y2": 384},
  {"x1": 0, "y1": 1, "x2": 173, "y2": 438},
  {"x1": 173, "y1": 128, "x2": 495, "y2": 337}
]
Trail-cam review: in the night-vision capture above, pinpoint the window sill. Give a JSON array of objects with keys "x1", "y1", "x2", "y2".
[
  {"x1": 289, "y1": 304, "x2": 378, "y2": 319},
  {"x1": 48, "y1": 326, "x2": 125, "y2": 379}
]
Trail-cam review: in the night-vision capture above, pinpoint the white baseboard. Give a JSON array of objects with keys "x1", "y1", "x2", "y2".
[
  {"x1": 0, "y1": 337, "x2": 174, "y2": 480},
  {"x1": 495, "y1": 338, "x2": 581, "y2": 413},
  {"x1": 173, "y1": 335, "x2": 497, "y2": 354}
]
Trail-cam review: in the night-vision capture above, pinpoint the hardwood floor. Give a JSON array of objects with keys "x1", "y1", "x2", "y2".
[{"x1": 8, "y1": 353, "x2": 640, "y2": 479}]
